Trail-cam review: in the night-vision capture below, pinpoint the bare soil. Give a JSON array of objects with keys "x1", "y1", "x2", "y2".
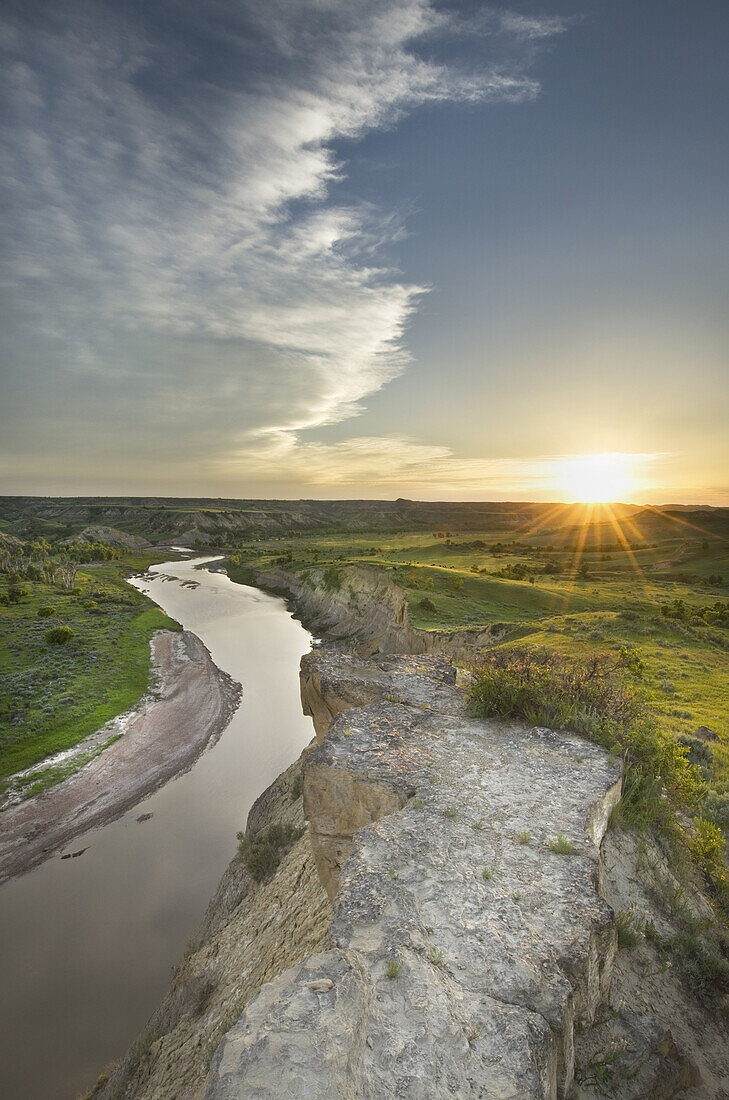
[{"x1": 0, "y1": 630, "x2": 241, "y2": 884}]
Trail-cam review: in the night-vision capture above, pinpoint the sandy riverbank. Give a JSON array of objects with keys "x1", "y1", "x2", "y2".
[{"x1": 0, "y1": 630, "x2": 241, "y2": 885}]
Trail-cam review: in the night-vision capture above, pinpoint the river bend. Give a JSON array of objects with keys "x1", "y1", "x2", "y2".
[{"x1": 0, "y1": 557, "x2": 313, "y2": 1100}]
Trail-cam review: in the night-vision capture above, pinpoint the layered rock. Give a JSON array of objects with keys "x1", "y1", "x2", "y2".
[
  {"x1": 259, "y1": 564, "x2": 501, "y2": 660},
  {"x1": 205, "y1": 651, "x2": 623, "y2": 1099},
  {"x1": 98, "y1": 758, "x2": 331, "y2": 1100}
]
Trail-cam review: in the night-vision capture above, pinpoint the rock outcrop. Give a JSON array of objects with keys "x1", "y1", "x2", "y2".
[
  {"x1": 574, "y1": 1008, "x2": 701, "y2": 1099},
  {"x1": 61, "y1": 524, "x2": 152, "y2": 550},
  {"x1": 205, "y1": 651, "x2": 624, "y2": 1099},
  {"x1": 259, "y1": 564, "x2": 502, "y2": 660},
  {"x1": 98, "y1": 758, "x2": 332, "y2": 1100}
]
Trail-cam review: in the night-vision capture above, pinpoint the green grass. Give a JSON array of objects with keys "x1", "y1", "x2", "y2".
[
  {"x1": 0, "y1": 554, "x2": 180, "y2": 781},
  {"x1": 385, "y1": 959, "x2": 402, "y2": 980},
  {"x1": 548, "y1": 834, "x2": 575, "y2": 855},
  {"x1": 222, "y1": 523, "x2": 729, "y2": 823},
  {"x1": 615, "y1": 908, "x2": 643, "y2": 949}
]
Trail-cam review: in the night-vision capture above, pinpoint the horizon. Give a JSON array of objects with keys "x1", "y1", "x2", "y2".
[{"x1": 1, "y1": 491, "x2": 724, "y2": 511}]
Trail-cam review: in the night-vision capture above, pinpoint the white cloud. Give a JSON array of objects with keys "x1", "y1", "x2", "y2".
[
  {"x1": 0, "y1": 1, "x2": 566, "y2": 480},
  {"x1": 218, "y1": 434, "x2": 669, "y2": 499}
]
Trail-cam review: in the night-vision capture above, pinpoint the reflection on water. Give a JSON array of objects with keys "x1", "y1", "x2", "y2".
[{"x1": 0, "y1": 558, "x2": 313, "y2": 1100}]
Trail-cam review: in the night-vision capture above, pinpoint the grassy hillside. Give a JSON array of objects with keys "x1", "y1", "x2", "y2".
[
  {"x1": 0, "y1": 551, "x2": 180, "y2": 786},
  {"x1": 225, "y1": 520, "x2": 729, "y2": 809},
  {"x1": 7, "y1": 495, "x2": 720, "y2": 545}
]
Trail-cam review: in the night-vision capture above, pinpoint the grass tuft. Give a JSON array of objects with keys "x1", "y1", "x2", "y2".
[{"x1": 548, "y1": 834, "x2": 574, "y2": 855}]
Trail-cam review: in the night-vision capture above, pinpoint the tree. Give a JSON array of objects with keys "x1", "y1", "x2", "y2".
[{"x1": 57, "y1": 563, "x2": 78, "y2": 590}]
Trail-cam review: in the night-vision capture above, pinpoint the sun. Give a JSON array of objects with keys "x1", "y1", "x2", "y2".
[{"x1": 559, "y1": 453, "x2": 636, "y2": 504}]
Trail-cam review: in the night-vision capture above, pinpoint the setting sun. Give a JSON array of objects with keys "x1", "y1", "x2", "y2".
[{"x1": 559, "y1": 452, "x2": 638, "y2": 503}]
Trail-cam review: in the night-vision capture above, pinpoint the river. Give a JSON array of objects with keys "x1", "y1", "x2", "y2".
[{"x1": 0, "y1": 556, "x2": 314, "y2": 1100}]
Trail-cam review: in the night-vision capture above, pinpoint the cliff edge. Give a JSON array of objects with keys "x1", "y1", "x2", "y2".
[
  {"x1": 99, "y1": 647, "x2": 723, "y2": 1100},
  {"x1": 204, "y1": 651, "x2": 624, "y2": 1099}
]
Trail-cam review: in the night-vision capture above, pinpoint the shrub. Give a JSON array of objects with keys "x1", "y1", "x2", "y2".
[
  {"x1": 667, "y1": 927, "x2": 729, "y2": 997},
  {"x1": 6, "y1": 582, "x2": 28, "y2": 604},
  {"x1": 385, "y1": 959, "x2": 402, "y2": 980},
  {"x1": 45, "y1": 625, "x2": 74, "y2": 645},
  {"x1": 496, "y1": 562, "x2": 531, "y2": 581},
  {"x1": 418, "y1": 597, "x2": 436, "y2": 613},
  {"x1": 549, "y1": 834, "x2": 574, "y2": 855},
  {"x1": 704, "y1": 790, "x2": 729, "y2": 830},
  {"x1": 37, "y1": 605, "x2": 58, "y2": 617},
  {"x1": 678, "y1": 736, "x2": 714, "y2": 778},
  {"x1": 615, "y1": 908, "x2": 642, "y2": 949},
  {"x1": 691, "y1": 817, "x2": 729, "y2": 912},
  {"x1": 468, "y1": 648, "x2": 704, "y2": 835},
  {"x1": 468, "y1": 648, "x2": 643, "y2": 732},
  {"x1": 322, "y1": 565, "x2": 342, "y2": 592},
  {"x1": 237, "y1": 822, "x2": 304, "y2": 883}
]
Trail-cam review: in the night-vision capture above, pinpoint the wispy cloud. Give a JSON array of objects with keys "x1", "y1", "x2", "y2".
[
  {"x1": 217, "y1": 435, "x2": 669, "y2": 501},
  {"x1": 0, "y1": 1, "x2": 565, "y2": 486}
]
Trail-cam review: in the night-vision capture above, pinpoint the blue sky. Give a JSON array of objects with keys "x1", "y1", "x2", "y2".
[{"x1": 1, "y1": 0, "x2": 727, "y2": 501}]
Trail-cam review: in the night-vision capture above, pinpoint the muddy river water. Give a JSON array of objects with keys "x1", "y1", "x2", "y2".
[{"x1": 0, "y1": 557, "x2": 314, "y2": 1099}]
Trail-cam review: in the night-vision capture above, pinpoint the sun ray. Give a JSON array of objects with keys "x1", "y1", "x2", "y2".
[
  {"x1": 639, "y1": 503, "x2": 729, "y2": 543},
  {"x1": 602, "y1": 503, "x2": 656, "y2": 600},
  {"x1": 561, "y1": 501, "x2": 594, "y2": 608}
]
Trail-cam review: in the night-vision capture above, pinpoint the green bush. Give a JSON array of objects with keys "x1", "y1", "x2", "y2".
[
  {"x1": 704, "y1": 789, "x2": 729, "y2": 830},
  {"x1": 37, "y1": 605, "x2": 58, "y2": 618},
  {"x1": 419, "y1": 597, "x2": 436, "y2": 613},
  {"x1": 468, "y1": 648, "x2": 704, "y2": 835},
  {"x1": 691, "y1": 817, "x2": 729, "y2": 912},
  {"x1": 237, "y1": 822, "x2": 304, "y2": 882},
  {"x1": 678, "y1": 735, "x2": 714, "y2": 777},
  {"x1": 496, "y1": 562, "x2": 531, "y2": 581},
  {"x1": 45, "y1": 625, "x2": 74, "y2": 645},
  {"x1": 468, "y1": 648, "x2": 644, "y2": 731},
  {"x1": 322, "y1": 565, "x2": 342, "y2": 592},
  {"x1": 6, "y1": 582, "x2": 28, "y2": 604}
]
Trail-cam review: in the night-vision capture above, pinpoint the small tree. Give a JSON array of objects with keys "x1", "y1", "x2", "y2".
[{"x1": 58, "y1": 563, "x2": 78, "y2": 590}]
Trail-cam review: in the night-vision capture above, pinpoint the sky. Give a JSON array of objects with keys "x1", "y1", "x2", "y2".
[{"x1": 1, "y1": 0, "x2": 727, "y2": 503}]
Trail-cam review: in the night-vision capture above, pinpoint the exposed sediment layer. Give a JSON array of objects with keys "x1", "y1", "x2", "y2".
[
  {"x1": 259, "y1": 563, "x2": 501, "y2": 659},
  {"x1": 100, "y1": 564, "x2": 719, "y2": 1100},
  {"x1": 205, "y1": 651, "x2": 623, "y2": 1099},
  {"x1": 99, "y1": 757, "x2": 332, "y2": 1100},
  {"x1": 0, "y1": 629, "x2": 241, "y2": 884}
]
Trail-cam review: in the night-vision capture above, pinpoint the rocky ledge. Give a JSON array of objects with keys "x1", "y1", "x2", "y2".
[{"x1": 205, "y1": 651, "x2": 625, "y2": 1099}]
